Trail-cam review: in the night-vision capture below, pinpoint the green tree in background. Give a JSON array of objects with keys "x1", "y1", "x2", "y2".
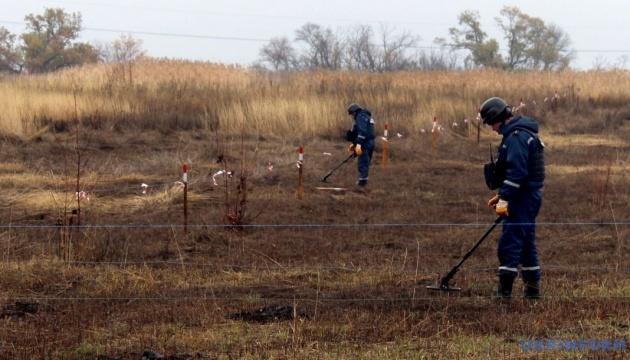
[
  {"x1": 496, "y1": 6, "x2": 573, "y2": 70},
  {"x1": 0, "y1": 27, "x2": 22, "y2": 73},
  {"x1": 447, "y1": 10, "x2": 503, "y2": 68},
  {"x1": 21, "y1": 8, "x2": 98, "y2": 73},
  {"x1": 447, "y1": 6, "x2": 573, "y2": 70}
]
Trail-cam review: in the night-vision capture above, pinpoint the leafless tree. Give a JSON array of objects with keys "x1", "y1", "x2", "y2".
[
  {"x1": 417, "y1": 44, "x2": 461, "y2": 70},
  {"x1": 377, "y1": 25, "x2": 419, "y2": 71},
  {"x1": 259, "y1": 37, "x2": 297, "y2": 71},
  {"x1": 100, "y1": 34, "x2": 146, "y2": 63},
  {"x1": 295, "y1": 23, "x2": 344, "y2": 70},
  {"x1": 344, "y1": 25, "x2": 378, "y2": 71}
]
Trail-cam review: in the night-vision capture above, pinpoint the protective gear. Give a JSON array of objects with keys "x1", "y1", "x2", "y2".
[
  {"x1": 524, "y1": 280, "x2": 541, "y2": 299},
  {"x1": 354, "y1": 144, "x2": 363, "y2": 156},
  {"x1": 480, "y1": 97, "x2": 512, "y2": 125},
  {"x1": 495, "y1": 199, "x2": 509, "y2": 217},
  {"x1": 498, "y1": 189, "x2": 543, "y2": 285},
  {"x1": 347, "y1": 107, "x2": 375, "y2": 184},
  {"x1": 492, "y1": 115, "x2": 545, "y2": 292},
  {"x1": 495, "y1": 116, "x2": 545, "y2": 201},
  {"x1": 348, "y1": 109, "x2": 375, "y2": 144},
  {"x1": 357, "y1": 139, "x2": 374, "y2": 184},
  {"x1": 487, "y1": 194, "x2": 500, "y2": 208},
  {"x1": 347, "y1": 103, "x2": 362, "y2": 115},
  {"x1": 496, "y1": 273, "x2": 516, "y2": 299},
  {"x1": 484, "y1": 159, "x2": 505, "y2": 190},
  {"x1": 346, "y1": 129, "x2": 356, "y2": 142}
]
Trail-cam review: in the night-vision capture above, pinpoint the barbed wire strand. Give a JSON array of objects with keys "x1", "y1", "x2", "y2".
[
  {"x1": 0, "y1": 221, "x2": 627, "y2": 229},
  {"x1": 3, "y1": 261, "x2": 629, "y2": 274},
  {"x1": 2, "y1": 294, "x2": 630, "y2": 302}
]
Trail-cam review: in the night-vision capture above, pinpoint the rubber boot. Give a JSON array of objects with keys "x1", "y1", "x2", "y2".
[
  {"x1": 496, "y1": 274, "x2": 515, "y2": 299},
  {"x1": 524, "y1": 281, "x2": 541, "y2": 299}
]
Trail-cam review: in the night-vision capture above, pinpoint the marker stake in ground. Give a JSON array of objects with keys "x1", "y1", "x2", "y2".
[
  {"x1": 297, "y1": 146, "x2": 304, "y2": 200},
  {"x1": 381, "y1": 123, "x2": 389, "y2": 168},
  {"x1": 182, "y1": 163, "x2": 189, "y2": 234},
  {"x1": 431, "y1": 117, "x2": 439, "y2": 153}
]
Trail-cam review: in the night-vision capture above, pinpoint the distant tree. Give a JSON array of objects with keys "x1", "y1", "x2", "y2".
[
  {"x1": 495, "y1": 6, "x2": 529, "y2": 69},
  {"x1": 295, "y1": 23, "x2": 343, "y2": 70},
  {"x1": 345, "y1": 25, "x2": 378, "y2": 71},
  {"x1": 416, "y1": 42, "x2": 460, "y2": 70},
  {"x1": 258, "y1": 37, "x2": 296, "y2": 71},
  {"x1": 531, "y1": 23, "x2": 573, "y2": 70},
  {"x1": 377, "y1": 25, "x2": 419, "y2": 71},
  {"x1": 0, "y1": 27, "x2": 22, "y2": 73},
  {"x1": 448, "y1": 10, "x2": 503, "y2": 68},
  {"x1": 344, "y1": 24, "x2": 418, "y2": 72},
  {"x1": 106, "y1": 34, "x2": 145, "y2": 63},
  {"x1": 496, "y1": 6, "x2": 573, "y2": 70},
  {"x1": 21, "y1": 8, "x2": 98, "y2": 73},
  {"x1": 257, "y1": 22, "x2": 455, "y2": 72},
  {"x1": 96, "y1": 34, "x2": 145, "y2": 85}
]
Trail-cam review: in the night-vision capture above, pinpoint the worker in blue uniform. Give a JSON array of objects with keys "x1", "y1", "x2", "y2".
[
  {"x1": 480, "y1": 97, "x2": 545, "y2": 299},
  {"x1": 346, "y1": 103, "x2": 375, "y2": 187}
]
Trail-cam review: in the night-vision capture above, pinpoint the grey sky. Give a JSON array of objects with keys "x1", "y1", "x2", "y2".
[{"x1": 2, "y1": 0, "x2": 630, "y2": 69}]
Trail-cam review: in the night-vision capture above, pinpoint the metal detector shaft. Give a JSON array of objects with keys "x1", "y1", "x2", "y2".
[
  {"x1": 321, "y1": 153, "x2": 356, "y2": 182},
  {"x1": 432, "y1": 216, "x2": 503, "y2": 290}
]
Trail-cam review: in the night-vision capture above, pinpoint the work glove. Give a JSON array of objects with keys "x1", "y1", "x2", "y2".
[
  {"x1": 495, "y1": 199, "x2": 509, "y2": 217},
  {"x1": 487, "y1": 194, "x2": 500, "y2": 208},
  {"x1": 354, "y1": 144, "x2": 363, "y2": 156}
]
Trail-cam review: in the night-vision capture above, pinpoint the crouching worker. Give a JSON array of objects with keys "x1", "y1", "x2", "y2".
[
  {"x1": 346, "y1": 103, "x2": 375, "y2": 187},
  {"x1": 480, "y1": 97, "x2": 545, "y2": 299}
]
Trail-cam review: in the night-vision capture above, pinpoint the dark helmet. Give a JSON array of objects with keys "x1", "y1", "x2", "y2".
[
  {"x1": 347, "y1": 103, "x2": 362, "y2": 115},
  {"x1": 479, "y1": 97, "x2": 512, "y2": 125}
]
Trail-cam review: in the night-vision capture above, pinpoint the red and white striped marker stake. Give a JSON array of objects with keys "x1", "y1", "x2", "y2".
[
  {"x1": 297, "y1": 146, "x2": 304, "y2": 200},
  {"x1": 431, "y1": 117, "x2": 439, "y2": 153},
  {"x1": 381, "y1": 123, "x2": 389, "y2": 168},
  {"x1": 182, "y1": 163, "x2": 189, "y2": 234},
  {"x1": 475, "y1": 108, "x2": 481, "y2": 144}
]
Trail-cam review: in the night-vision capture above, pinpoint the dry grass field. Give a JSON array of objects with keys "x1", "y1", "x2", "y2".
[{"x1": 0, "y1": 61, "x2": 628, "y2": 359}]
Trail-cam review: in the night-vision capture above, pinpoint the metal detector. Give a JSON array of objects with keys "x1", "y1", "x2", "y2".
[
  {"x1": 321, "y1": 153, "x2": 356, "y2": 182},
  {"x1": 427, "y1": 216, "x2": 503, "y2": 292}
]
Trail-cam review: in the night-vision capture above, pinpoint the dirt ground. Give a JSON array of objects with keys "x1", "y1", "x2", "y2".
[{"x1": 0, "y1": 111, "x2": 628, "y2": 359}]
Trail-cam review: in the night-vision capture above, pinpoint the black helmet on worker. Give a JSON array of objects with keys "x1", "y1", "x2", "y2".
[
  {"x1": 347, "y1": 103, "x2": 362, "y2": 115},
  {"x1": 479, "y1": 97, "x2": 513, "y2": 125}
]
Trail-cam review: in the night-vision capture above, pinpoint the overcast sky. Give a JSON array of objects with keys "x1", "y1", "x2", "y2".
[{"x1": 2, "y1": 0, "x2": 630, "y2": 69}]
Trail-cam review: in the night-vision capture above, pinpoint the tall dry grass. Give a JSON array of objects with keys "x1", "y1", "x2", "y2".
[{"x1": 2, "y1": 59, "x2": 630, "y2": 138}]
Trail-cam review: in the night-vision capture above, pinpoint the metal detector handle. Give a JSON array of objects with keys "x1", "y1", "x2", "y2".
[
  {"x1": 440, "y1": 216, "x2": 503, "y2": 286},
  {"x1": 321, "y1": 153, "x2": 356, "y2": 182}
]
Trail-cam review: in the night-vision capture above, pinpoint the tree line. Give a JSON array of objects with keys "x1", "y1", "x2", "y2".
[
  {"x1": 0, "y1": 6, "x2": 575, "y2": 74},
  {"x1": 0, "y1": 8, "x2": 144, "y2": 74},
  {"x1": 257, "y1": 6, "x2": 574, "y2": 72}
]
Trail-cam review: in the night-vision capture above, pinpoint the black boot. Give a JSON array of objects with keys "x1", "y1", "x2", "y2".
[
  {"x1": 496, "y1": 274, "x2": 515, "y2": 299},
  {"x1": 524, "y1": 281, "x2": 541, "y2": 299}
]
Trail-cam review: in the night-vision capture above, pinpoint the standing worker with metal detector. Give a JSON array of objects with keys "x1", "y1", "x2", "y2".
[
  {"x1": 346, "y1": 103, "x2": 375, "y2": 187},
  {"x1": 480, "y1": 97, "x2": 546, "y2": 299}
]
